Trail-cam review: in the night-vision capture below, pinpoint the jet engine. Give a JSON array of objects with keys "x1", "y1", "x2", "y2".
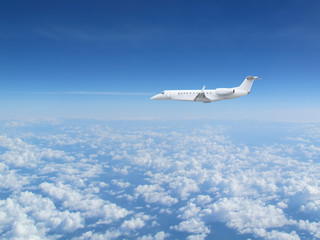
[{"x1": 215, "y1": 88, "x2": 235, "y2": 95}]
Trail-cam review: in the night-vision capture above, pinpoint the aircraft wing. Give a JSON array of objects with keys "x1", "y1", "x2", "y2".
[
  {"x1": 194, "y1": 92, "x2": 211, "y2": 103},
  {"x1": 194, "y1": 85, "x2": 211, "y2": 103}
]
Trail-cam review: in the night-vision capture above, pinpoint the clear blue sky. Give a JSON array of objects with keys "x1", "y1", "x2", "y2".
[{"x1": 1, "y1": 0, "x2": 320, "y2": 121}]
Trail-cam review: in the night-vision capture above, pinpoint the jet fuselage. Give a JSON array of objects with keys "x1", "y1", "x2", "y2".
[
  {"x1": 151, "y1": 76, "x2": 260, "y2": 103},
  {"x1": 151, "y1": 89, "x2": 249, "y2": 103}
]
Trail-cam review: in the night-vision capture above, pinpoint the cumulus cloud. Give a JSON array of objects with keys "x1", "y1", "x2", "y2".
[
  {"x1": 0, "y1": 191, "x2": 84, "y2": 239},
  {"x1": 75, "y1": 230, "x2": 121, "y2": 240},
  {"x1": 298, "y1": 220, "x2": 320, "y2": 238},
  {"x1": 1, "y1": 120, "x2": 320, "y2": 239},
  {"x1": 168, "y1": 176, "x2": 199, "y2": 200},
  {"x1": 120, "y1": 213, "x2": 151, "y2": 232},
  {"x1": 264, "y1": 230, "x2": 300, "y2": 240},
  {"x1": 18, "y1": 191, "x2": 84, "y2": 232},
  {"x1": 178, "y1": 202, "x2": 201, "y2": 220},
  {"x1": 0, "y1": 136, "x2": 74, "y2": 168},
  {"x1": 0, "y1": 162, "x2": 28, "y2": 190},
  {"x1": 195, "y1": 195, "x2": 212, "y2": 205},
  {"x1": 137, "y1": 231, "x2": 169, "y2": 240},
  {"x1": 112, "y1": 179, "x2": 131, "y2": 188},
  {"x1": 134, "y1": 184, "x2": 178, "y2": 206},
  {"x1": 40, "y1": 182, "x2": 131, "y2": 224},
  {"x1": 171, "y1": 218, "x2": 210, "y2": 236},
  {"x1": 112, "y1": 166, "x2": 130, "y2": 175},
  {"x1": 121, "y1": 217, "x2": 145, "y2": 231},
  {"x1": 207, "y1": 197, "x2": 296, "y2": 238},
  {"x1": 300, "y1": 200, "x2": 320, "y2": 212}
]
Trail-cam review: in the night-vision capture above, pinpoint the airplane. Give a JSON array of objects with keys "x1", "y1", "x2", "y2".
[{"x1": 151, "y1": 76, "x2": 260, "y2": 103}]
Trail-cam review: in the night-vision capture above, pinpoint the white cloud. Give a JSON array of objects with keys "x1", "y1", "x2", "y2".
[
  {"x1": 138, "y1": 231, "x2": 169, "y2": 240},
  {"x1": 171, "y1": 218, "x2": 210, "y2": 236},
  {"x1": 8, "y1": 221, "x2": 43, "y2": 240},
  {"x1": 17, "y1": 191, "x2": 84, "y2": 232},
  {"x1": 207, "y1": 197, "x2": 296, "y2": 238},
  {"x1": 178, "y1": 202, "x2": 201, "y2": 220},
  {"x1": 286, "y1": 137, "x2": 310, "y2": 143},
  {"x1": 120, "y1": 213, "x2": 151, "y2": 232},
  {"x1": 76, "y1": 230, "x2": 121, "y2": 240},
  {"x1": 0, "y1": 162, "x2": 28, "y2": 190},
  {"x1": 121, "y1": 217, "x2": 145, "y2": 231},
  {"x1": 98, "y1": 203, "x2": 131, "y2": 224},
  {"x1": 300, "y1": 124, "x2": 320, "y2": 141},
  {"x1": 277, "y1": 201, "x2": 288, "y2": 209},
  {"x1": 1, "y1": 120, "x2": 320, "y2": 239},
  {"x1": 186, "y1": 233, "x2": 209, "y2": 240},
  {"x1": 134, "y1": 184, "x2": 178, "y2": 206},
  {"x1": 40, "y1": 182, "x2": 131, "y2": 224},
  {"x1": 298, "y1": 220, "x2": 320, "y2": 238},
  {"x1": 0, "y1": 191, "x2": 84, "y2": 239},
  {"x1": 0, "y1": 136, "x2": 74, "y2": 168},
  {"x1": 112, "y1": 165, "x2": 130, "y2": 175},
  {"x1": 264, "y1": 230, "x2": 300, "y2": 240},
  {"x1": 196, "y1": 195, "x2": 212, "y2": 205},
  {"x1": 168, "y1": 176, "x2": 199, "y2": 200},
  {"x1": 92, "y1": 122, "x2": 320, "y2": 239},
  {"x1": 112, "y1": 179, "x2": 131, "y2": 188}
]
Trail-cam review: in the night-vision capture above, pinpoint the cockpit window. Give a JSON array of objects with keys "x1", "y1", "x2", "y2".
[{"x1": 161, "y1": 92, "x2": 165, "y2": 94}]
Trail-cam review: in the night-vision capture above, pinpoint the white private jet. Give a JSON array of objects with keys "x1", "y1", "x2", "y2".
[{"x1": 151, "y1": 76, "x2": 260, "y2": 103}]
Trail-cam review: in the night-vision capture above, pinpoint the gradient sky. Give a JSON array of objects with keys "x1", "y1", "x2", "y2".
[{"x1": 1, "y1": 0, "x2": 320, "y2": 121}]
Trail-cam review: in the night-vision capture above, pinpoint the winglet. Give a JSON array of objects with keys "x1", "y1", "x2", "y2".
[{"x1": 201, "y1": 85, "x2": 205, "y2": 93}]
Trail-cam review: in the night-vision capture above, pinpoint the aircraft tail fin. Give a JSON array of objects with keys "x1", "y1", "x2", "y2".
[{"x1": 237, "y1": 76, "x2": 261, "y2": 91}]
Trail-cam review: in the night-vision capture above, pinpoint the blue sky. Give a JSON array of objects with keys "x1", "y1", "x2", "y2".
[
  {"x1": 1, "y1": 0, "x2": 320, "y2": 120},
  {"x1": 1, "y1": 2, "x2": 320, "y2": 239}
]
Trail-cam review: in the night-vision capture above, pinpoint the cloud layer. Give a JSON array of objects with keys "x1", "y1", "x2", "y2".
[{"x1": 0, "y1": 120, "x2": 319, "y2": 239}]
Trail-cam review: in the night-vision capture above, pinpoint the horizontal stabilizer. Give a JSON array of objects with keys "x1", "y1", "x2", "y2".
[{"x1": 247, "y1": 76, "x2": 261, "y2": 80}]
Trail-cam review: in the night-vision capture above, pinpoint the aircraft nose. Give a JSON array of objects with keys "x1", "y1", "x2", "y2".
[{"x1": 151, "y1": 94, "x2": 161, "y2": 100}]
